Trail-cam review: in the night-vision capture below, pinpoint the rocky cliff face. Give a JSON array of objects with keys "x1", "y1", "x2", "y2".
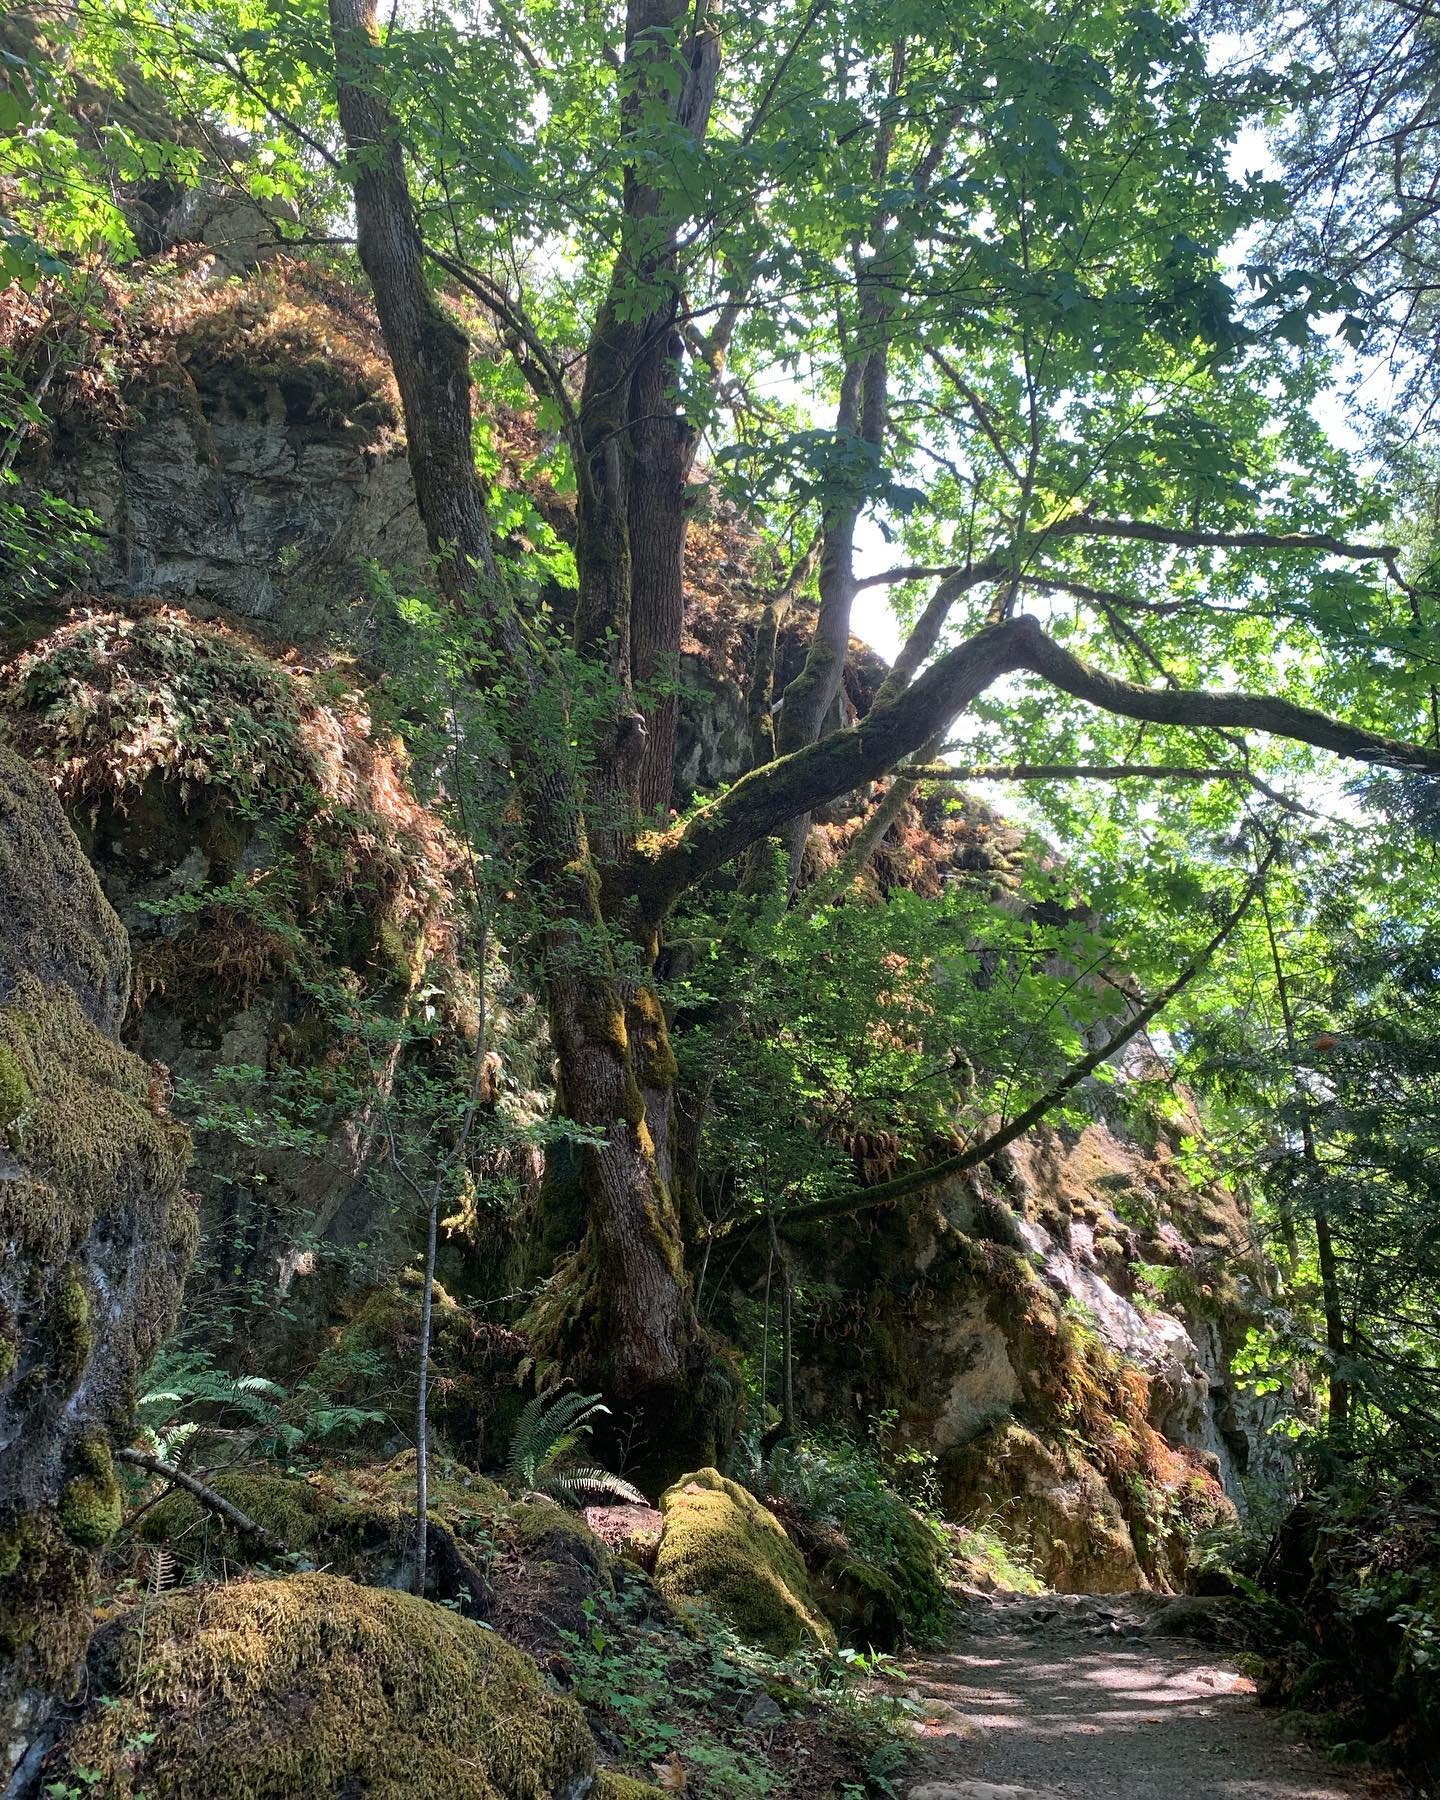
[
  {"x1": 791, "y1": 1100, "x2": 1282, "y2": 1591},
  {"x1": 11, "y1": 259, "x2": 424, "y2": 648},
  {"x1": 4, "y1": 250, "x2": 1288, "y2": 1591}
]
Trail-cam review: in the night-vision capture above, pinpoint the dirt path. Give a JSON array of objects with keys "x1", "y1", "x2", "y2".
[{"x1": 899, "y1": 1592, "x2": 1392, "y2": 1800}]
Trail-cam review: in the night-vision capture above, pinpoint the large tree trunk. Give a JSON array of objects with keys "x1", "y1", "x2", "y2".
[
  {"x1": 573, "y1": 0, "x2": 717, "y2": 828},
  {"x1": 328, "y1": 0, "x2": 714, "y2": 1453},
  {"x1": 629, "y1": 323, "x2": 696, "y2": 818}
]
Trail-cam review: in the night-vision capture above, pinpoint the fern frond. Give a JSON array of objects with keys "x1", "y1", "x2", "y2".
[
  {"x1": 541, "y1": 1466, "x2": 647, "y2": 1507},
  {"x1": 505, "y1": 1389, "x2": 611, "y2": 1489},
  {"x1": 148, "y1": 1545, "x2": 177, "y2": 1597}
]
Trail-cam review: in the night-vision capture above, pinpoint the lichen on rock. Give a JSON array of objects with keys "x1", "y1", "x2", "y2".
[
  {"x1": 52, "y1": 1572, "x2": 596, "y2": 1799},
  {"x1": 654, "y1": 1467, "x2": 835, "y2": 1655}
]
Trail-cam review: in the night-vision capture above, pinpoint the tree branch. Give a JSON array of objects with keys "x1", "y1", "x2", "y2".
[
  {"x1": 779, "y1": 836, "x2": 1281, "y2": 1226},
  {"x1": 626, "y1": 613, "x2": 1440, "y2": 920},
  {"x1": 425, "y1": 247, "x2": 578, "y2": 435},
  {"x1": 905, "y1": 760, "x2": 1314, "y2": 815},
  {"x1": 116, "y1": 1448, "x2": 288, "y2": 1553},
  {"x1": 1046, "y1": 514, "x2": 1412, "y2": 590},
  {"x1": 859, "y1": 516, "x2": 1409, "y2": 598}
]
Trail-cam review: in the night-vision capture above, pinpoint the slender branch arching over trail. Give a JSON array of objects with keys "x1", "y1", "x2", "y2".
[
  {"x1": 775, "y1": 836, "x2": 1282, "y2": 1228},
  {"x1": 903, "y1": 761, "x2": 1315, "y2": 815}
]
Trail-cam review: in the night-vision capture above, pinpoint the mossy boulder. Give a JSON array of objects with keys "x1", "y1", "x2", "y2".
[
  {"x1": 0, "y1": 742, "x2": 129, "y2": 1027},
  {"x1": 804, "y1": 1498, "x2": 951, "y2": 1648},
  {"x1": 139, "y1": 1455, "x2": 614, "y2": 1657},
  {"x1": 593, "y1": 1776, "x2": 669, "y2": 1799},
  {"x1": 0, "y1": 747, "x2": 193, "y2": 1778},
  {"x1": 138, "y1": 1468, "x2": 371, "y2": 1568},
  {"x1": 654, "y1": 1469, "x2": 835, "y2": 1656},
  {"x1": 53, "y1": 1572, "x2": 595, "y2": 1799}
]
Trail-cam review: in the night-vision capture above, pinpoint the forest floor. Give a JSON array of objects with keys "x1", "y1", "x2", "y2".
[{"x1": 896, "y1": 1591, "x2": 1397, "y2": 1800}]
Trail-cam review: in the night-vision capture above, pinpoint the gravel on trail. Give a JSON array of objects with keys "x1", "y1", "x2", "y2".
[{"x1": 897, "y1": 1592, "x2": 1398, "y2": 1800}]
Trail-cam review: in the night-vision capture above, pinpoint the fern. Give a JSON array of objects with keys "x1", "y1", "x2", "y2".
[
  {"x1": 539, "y1": 1464, "x2": 647, "y2": 1507},
  {"x1": 136, "y1": 1343, "x2": 385, "y2": 1461},
  {"x1": 147, "y1": 1544, "x2": 177, "y2": 1597},
  {"x1": 503, "y1": 1390, "x2": 645, "y2": 1508}
]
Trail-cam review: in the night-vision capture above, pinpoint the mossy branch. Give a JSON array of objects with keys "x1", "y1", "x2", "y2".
[
  {"x1": 116, "y1": 1449, "x2": 289, "y2": 1554},
  {"x1": 626, "y1": 614, "x2": 1440, "y2": 921}
]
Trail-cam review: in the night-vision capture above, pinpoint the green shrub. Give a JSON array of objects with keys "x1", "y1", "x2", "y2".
[{"x1": 739, "y1": 1427, "x2": 953, "y2": 1644}]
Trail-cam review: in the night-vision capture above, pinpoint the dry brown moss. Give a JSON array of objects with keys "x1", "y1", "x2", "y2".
[
  {"x1": 1, "y1": 608, "x2": 458, "y2": 1003},
  {"x1": 55, "y1": 1573, "x2": 595, "y2": 1799},
  {"x1": 0, "y1": 257, "x2": 400, "y2": 438}
]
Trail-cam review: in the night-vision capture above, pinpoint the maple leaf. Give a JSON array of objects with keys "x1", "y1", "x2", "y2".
[{"x1": 650, "y1": 1753, "x2": 687, "y2": 1792}]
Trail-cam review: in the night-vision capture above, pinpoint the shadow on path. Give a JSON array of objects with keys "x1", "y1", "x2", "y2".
[{"x1": 899, "y1": 1593, "x2": 1391, "y2": 1800}]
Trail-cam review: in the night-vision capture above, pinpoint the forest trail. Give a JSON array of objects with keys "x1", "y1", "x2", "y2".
[{"x1": 898, "y1": 1593, "x2": 1393, "y2": 1800}]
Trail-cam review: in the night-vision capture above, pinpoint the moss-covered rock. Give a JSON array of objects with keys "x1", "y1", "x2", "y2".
[
  {"x1": 1, "y1": 608, "x2": 458, "y2": 1005},
  {"x1": 53, "y1": 1572, "x2": 595, "y2": 1799},
  {"x1": 139, "y1": 1467, "x2": 365, "y2": 1567},
  {"x1": 0, "y1": 747, "x2": 194, "y2": 1779},
  {"x1": 138, "y1": 1454, "x2": 615, "y2": 1660},
  {"x1": 0, "y1": 742, "x2": 130, "y2": 1030},
  {"x1": 0, "y1": 608, "x2": 551, "y2": 1386},
  {"x1": 941, "y1": 1420, "x2": 1145, "y2": 1594},
  {"x1": 305, "y1": 1272, "x2": 527, "y2": 1466},
  {"x1": 804, "y1": 1497, "x2": 950, "y2": 1648},
  {"x1": 594, "y1": 1775, "x2": 669, "y2": 1799},
  {"x1": 654, "y1": 1468, "x2": 835, "y2": 1656}
]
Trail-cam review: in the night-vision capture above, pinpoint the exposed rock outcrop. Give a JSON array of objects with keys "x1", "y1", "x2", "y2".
[
  {"x1": 789, "y1": 1101, "x2": 1266, "y2": 1592},
  {"x1": 0, "y1": 606, "x2": 548, "y2": 1357}
]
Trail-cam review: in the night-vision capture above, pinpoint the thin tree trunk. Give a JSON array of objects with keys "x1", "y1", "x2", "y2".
[
  {"x1": 414, "y1": 1188, "x2": 437, "y2": 1592},
  {"x1": 759, "y1": 1236, "x2": 773, "y2": 1413},
  {"x1": 630, "y1": 323, "x2": 697, "y2": 817},
  {"x1": 766, "y1": 1210, "x2": 796, "y2": 1436},
  {"x1": 1261, "y1": 889, "x2": 1347, "y2": 1427}
]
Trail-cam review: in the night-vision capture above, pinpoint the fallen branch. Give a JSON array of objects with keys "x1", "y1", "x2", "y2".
[{"x1": 115, "y1": 1448, "x2": 288, "y2": 1554}]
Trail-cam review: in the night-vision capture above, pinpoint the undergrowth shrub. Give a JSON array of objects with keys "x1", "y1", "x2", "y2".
[
  {"x1": 560, "y1": 1566, "x2": 917, "y2": 1799},
  {"x1": 737, "y1": 1423, "x2": 953, "y2": 1644},
  {"x1": 1255, "y1": 1458, "x2": 1440, "y2": 1782}
]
